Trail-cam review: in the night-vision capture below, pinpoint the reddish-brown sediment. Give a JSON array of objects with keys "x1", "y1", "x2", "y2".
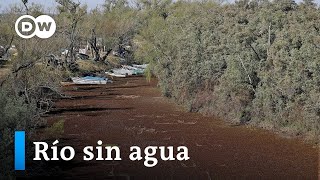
[{"x1": 43, "y1": 77, "x2": 319, "y2": 179}]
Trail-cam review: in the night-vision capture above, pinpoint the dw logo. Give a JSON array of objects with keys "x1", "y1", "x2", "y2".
[{"x1": 15, "y1": 15, "x2": 56, "y2": 39}]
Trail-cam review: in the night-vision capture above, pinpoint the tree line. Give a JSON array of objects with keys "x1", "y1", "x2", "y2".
[{"x1": 133, "y1": 0, "x2": 320, "y2": 141}]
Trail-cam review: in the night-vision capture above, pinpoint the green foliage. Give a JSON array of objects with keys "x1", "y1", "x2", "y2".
[
  {"x1": 0, "y1": 3, "x2": 64, "y2": 177},
  {"x1": 135, "y1": 0, "x2": 320, "y2": 140},
  {"x1": 46, "y1": 119, "x2": 65, "y2": 137},
  {"x1": 0, "y1": 89, "x2": 37, "y2": 178}
]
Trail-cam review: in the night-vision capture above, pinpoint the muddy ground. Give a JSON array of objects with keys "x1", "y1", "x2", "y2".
[{"x1": 34, "y1": 77, "x2": 318, "y2": 179}]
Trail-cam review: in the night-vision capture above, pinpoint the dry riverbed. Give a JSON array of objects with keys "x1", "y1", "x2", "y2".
[{"x1": 37, "y1": 76, "x2": 319, "y2": 179}]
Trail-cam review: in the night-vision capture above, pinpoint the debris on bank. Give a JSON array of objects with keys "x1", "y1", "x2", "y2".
[
  {"x1": 106, "y1": 64, "x2": 148, "y2": 78},
  {"x1": 71, "y1": 76, "x2": 111, "y2": 84}
]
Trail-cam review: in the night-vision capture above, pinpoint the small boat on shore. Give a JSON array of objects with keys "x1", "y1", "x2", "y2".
[
  {"x1": 105, "y1": 64, "x2": 148, "y2": 78},
  {"x1": 71, "y1": 76, "x2": 110, "y2": 84}
]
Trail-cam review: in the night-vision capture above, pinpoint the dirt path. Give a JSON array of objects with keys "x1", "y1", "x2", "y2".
[{"x1": 44, "y1": 77, "x2": 319, "y2": 179}]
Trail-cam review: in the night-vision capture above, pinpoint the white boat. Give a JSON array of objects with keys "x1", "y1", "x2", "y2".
[
  {"x1": 71, "y1": 76, "x2": 109, "y2": 84},
  {"x1": 105, "y1": 64, "x2": 148, "y2": 78},
  {"x1": 112, "y1": 68, "x2": 134, "y2": 75},
  {"x1": 105, "y1": 72, "x2": 126, "y2": 78},
  {"x1": 122, "y1": 65, "x2": 139, "y2": 70},
  {"x1": 132, "y1": 64, "x2": 148, "y2": 69}
]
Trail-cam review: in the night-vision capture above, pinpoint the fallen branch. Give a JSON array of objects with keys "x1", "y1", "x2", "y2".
[{"x1": 12, "y1": 61, "x2": 35, "y2": 74}]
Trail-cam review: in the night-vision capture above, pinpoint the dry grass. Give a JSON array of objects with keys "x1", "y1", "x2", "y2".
[
  {"x1": 46, "y1": 119, "x2": 65, "y2": 138},
  {"x1": 107, "y1": 55, "x2": 123, "y2": 66},
  {"x1": 0, "y1": 66, "x2": 10, "y2": 80},
  {"x1": 78, "y1": 60, "x2": 110, "y2": 73}
]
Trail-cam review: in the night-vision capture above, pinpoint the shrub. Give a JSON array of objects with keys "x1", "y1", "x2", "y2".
[
  {"x1": 0, "y1": 89, "x2": 36, "y2": 178},
  {"x1": 135, "y1": 0, "x2": 320, "y2": 141}
]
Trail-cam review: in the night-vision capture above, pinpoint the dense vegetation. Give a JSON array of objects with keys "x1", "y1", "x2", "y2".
[
  {"x1": 0, "y1": 0, "x2": 319, "y2": 177},
  {"x1": 134, "y1": 0, "x2": 320, "y2": 140}
]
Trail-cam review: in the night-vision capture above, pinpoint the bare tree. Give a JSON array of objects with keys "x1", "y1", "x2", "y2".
[
  {"x1": 88, "y1": 29, "x2": 101, "y2": 61},
  {"x1": 56, "y1": 0, "x2": 86, "y2": 71},
  {"x1": 22, "y1": 0, "x2": 29, "y2": 14}
]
